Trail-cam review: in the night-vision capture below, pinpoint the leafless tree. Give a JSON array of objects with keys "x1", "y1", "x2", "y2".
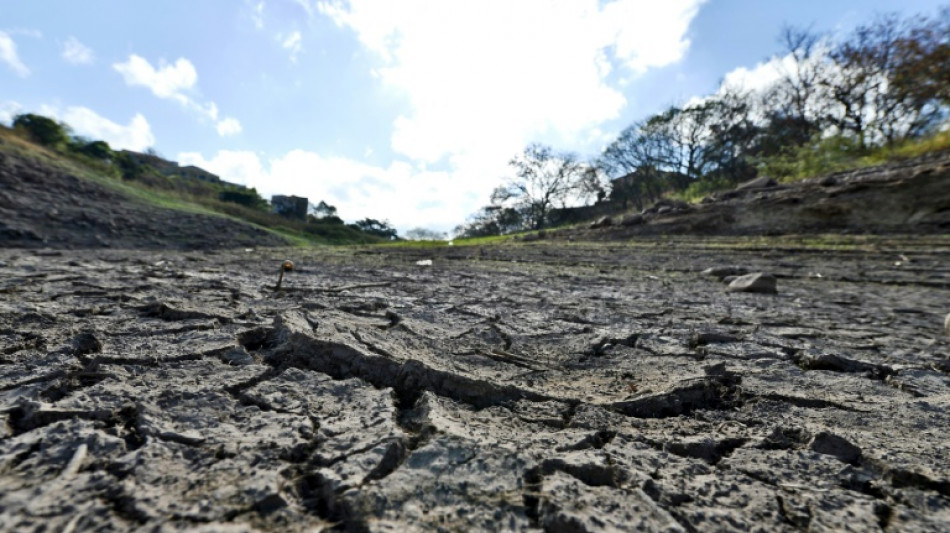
[{"x1": 493, "y1": 144, "x2": 587, "y2": 229}]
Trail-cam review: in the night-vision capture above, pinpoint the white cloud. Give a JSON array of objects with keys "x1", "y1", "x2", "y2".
[
  {"x1": 317, "y1": 0, "x2": 705, "y2": 167},
  {"x1": 216, "y1": 117, "x2": 243, "y2": 136},
  {"x1": 0, "y1": 100, "x2": 23, "y2": 125},
  {"x1": 113, "y1": 54, "x2": 237, "y2": 132},
  {"x1": 62, "y1": 36, "x2": 94, "y2": 65},
  {"x1": 184, "y1": 1, "x2": 707, "y2": 232},
  {"x1": 279, "y1": 31, "x2": 303, "y2": 62},
  {"x1": 30, "y1": 105, "x2": 155, "y2": 151},
  {"x1": 113, "y1": 54, "x2": 198, "y2": 105},
  {"x1": 0, "y1": 31, "x2": 30, "y2": 77},
  {"x1": 178, "y1": 149, "x2": 496, "y2": 233},
  {"x1": 64, "y1": 108, "x2": 155, "y2": 151},
  {"x1": 720, "y1": 58, "x2": 788, "y2": 95}
]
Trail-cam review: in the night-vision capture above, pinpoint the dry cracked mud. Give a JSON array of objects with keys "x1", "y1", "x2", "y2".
[{"x1": 1, "y1": 237, "x2": 949, "y2": 532}]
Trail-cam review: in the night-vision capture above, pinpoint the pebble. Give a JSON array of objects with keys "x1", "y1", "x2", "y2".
[{"x1": 727, "y1": 272, "x2": 777, "y2": 294}]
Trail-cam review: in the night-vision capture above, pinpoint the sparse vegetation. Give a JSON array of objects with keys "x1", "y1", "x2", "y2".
[{"x1": 0, "y1": 122, "x2": 390, "y2": 246}]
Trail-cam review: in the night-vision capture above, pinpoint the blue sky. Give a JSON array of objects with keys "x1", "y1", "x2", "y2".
[{"x1": 2, "y1": 0, "x2": 945, "y2": 233}]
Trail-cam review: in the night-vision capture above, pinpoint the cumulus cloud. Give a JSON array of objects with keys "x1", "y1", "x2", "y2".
[
  {"x1": 177, "y1": 149, "x2": 493, "y2": 233},
  {"x1": 63, "y1": 108, "x2": 155, "y2": 151},
  {"x1": 113, "y1": 54, "x2": 240, "y2": 133},
  {"x1": 113, "y1": 54, "x2": 198, "y2": 105},
  {"x1": 279, "y1": 31, "x2": 303, "y2": 62},
  {"x1": 178, "y1": 1, "x2": 706, "y2": 232},
  {"x1": 317, "y1": 0, "x2": 705, "y2": 167},
  {"x1": 31, "y1": 105, "x2": 154, "y2": 151},
  {"x1": 62, "y1": 36, "x2": 94, "y2": 65},
  {"x1": 0, "y1": 31, "x2": 30, "y2": 77},
  {"x1": 216, "y1": 117, "x2": 243, "y2": 136}
]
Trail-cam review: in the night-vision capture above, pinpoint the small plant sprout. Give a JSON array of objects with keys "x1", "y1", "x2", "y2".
[{"x1": 275, "y1": 260, "x2": 294, "y2": 290}]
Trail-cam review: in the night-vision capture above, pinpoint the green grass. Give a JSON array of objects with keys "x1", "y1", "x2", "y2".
[
  {"x1": 377, "y1": 239, "x2": 451, "y2": 248},
  {"x1": 758, "y1": 129, "x2": 950, "y2": 183},
  {"x1": 664, "y1": 129, "x2": 950, "y2": 206}
]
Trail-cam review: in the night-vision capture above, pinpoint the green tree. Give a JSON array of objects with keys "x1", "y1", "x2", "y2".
[
  {"x1": 75, "y1": 140, "x2": 113, "y2": 160},
  {"x1": 351, "y1": 218, "x2": 398, "y2": 239},
  {"x1": 218, "y1": 187, "x2": 269, "y2": 210},
  {"x1": 309, "y1": 201, "x2": 338, "y2": 219},
  {"x1": 13, "y1": 113, "x2": 70, "y2": 148},
  {"x1": 405, "y1": 228, "x2": 447, "y2": 240}
]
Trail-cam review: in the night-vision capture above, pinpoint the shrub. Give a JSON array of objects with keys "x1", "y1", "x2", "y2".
[
  {"x1": 13, "y1": 114, "x2": 69, "y2": 148},
  {"x1": 218, "y1": 188, "x2": 269, "y2": 211}
]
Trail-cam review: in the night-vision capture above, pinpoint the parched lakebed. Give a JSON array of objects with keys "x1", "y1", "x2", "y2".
[{"x1": 1, "y1": 236, "x2": 949, "y2": 532}]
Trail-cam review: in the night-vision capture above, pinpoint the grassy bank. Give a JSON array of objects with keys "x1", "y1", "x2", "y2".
[{"x1": 0, "y1": 125, "x2": 384, "y2": 246}]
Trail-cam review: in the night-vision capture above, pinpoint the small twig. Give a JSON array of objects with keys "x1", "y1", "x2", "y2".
[{"x1": 60, "y1": 443, "x2": 87, "y2": 479}]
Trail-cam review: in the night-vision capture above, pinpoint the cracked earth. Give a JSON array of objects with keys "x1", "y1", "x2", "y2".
[{"x1": 1, "y1": 237, "x2": 949, "y2": 532}]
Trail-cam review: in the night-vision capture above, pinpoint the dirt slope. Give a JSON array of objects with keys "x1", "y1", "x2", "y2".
[
  {"x1": 0, "y1": 150, "x2": 287, "y2": 250},
  {"x1": 559, "y1": 154, "x2": 950, "y2": 240}
]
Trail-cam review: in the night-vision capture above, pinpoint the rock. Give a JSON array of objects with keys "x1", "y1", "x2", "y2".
[
  {"x1": 809, "y1": 432, "x2": 862, "y2": 464},
  {"x1": 727, "y1": 272, "x2": 777, "y2": 293},
  {"x1": 737, "y1": 176, "x2": 778, "y2": 190},
  {"x1": 70, "y1": 331, "x2": 102, "y2": 355},
  {"x1": 620, "y1": 214, "x2": 644, "y2": 226},
  {"x1": 701, "y1": 266, "x2": 750, "y2": 279},
  {"x1": 691, "y1": 331, "x2": 739, "y2": 346},
  {"x1": 589, "y1": 216, "x2": 613, "y2": 229},
  {"x1": 219, "y1": 346, "x2": 256, "y2": 366}
]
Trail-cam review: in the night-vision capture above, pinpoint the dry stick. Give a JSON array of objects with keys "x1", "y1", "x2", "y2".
[{"x1": 60, "y1": 443, "x2": 88, "y2": 480}]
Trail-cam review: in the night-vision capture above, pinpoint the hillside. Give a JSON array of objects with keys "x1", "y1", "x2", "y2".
[
  {"x1": 0, "y1": 143, "x2": 287, "y2": 250},
  {"x1": 0, "y1": 126, "x2": 384, "y2": 249},
  {"x1": 531, "y1": 153, "x2": 950, "y2": 241}
]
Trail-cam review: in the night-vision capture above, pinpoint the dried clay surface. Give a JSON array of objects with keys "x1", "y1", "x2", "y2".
[{"x1": 1, "y1": 238, "x2": 949, "y2": 532}]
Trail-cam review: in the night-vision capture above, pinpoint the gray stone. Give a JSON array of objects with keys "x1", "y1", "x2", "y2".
[
  {"x1": 620, "y1": 213, "x2": 644, "y2": 226},
  {"x1": 218, "y1": 346, "x2": 256, "y2": 366},
  {"x1": 809, "y1": 431, "x2": 862, "y2": 464},
  {"x1": 727, "y1": 272, "x2": 777, "y2": 293}
]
